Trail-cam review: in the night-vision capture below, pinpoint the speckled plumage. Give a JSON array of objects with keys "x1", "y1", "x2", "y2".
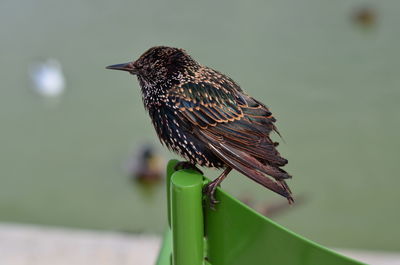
[{"x1": 107, "y1": 46, "x2": 294, "y2": 204}]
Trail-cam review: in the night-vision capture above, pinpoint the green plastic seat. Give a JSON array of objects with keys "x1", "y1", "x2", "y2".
[{"x1": 156, "y1": 160, "x2": 365, "y2": 265}]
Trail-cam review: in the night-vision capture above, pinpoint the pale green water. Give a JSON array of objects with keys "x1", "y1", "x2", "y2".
[{"x1": 1, "y1": 0, "x2": 400, "y2": 251}]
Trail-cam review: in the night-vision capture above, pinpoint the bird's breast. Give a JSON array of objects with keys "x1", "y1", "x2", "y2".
[{"x1": 147, "y1": 105, "x2": 224, "y2": 168}]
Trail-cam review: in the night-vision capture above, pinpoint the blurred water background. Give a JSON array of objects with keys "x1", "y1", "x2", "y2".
[{"x1": 1, "y1": 0, "x2": 399, "y2": 251}]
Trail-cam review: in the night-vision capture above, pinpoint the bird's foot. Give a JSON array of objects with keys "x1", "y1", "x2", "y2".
[
  {"x1": 203, "y1": 181, "x2": 220, "y2": 209},
  {"x1": 174, "y1": 161, "x2": 203, "y2": 175}
]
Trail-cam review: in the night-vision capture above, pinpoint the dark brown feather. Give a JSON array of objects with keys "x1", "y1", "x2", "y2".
[{"x1": 168, "y1": 74, "x2": 293, "y2": 201}]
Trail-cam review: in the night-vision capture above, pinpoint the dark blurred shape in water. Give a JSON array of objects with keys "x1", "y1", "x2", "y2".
[
  {"x1": 241, "y1": 194, "x2": 307, "y2": 218},
  {"x1": 352, "y1": 5, "x2": 377, "y2": 28},
  {"x1": 124, "y1": 143, "x2": 165, "y2": 186}
]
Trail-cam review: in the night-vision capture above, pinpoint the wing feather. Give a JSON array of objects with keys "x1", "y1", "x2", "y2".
[{"x1": 167, "y1": 77, "x2": 293, "y2": 201}]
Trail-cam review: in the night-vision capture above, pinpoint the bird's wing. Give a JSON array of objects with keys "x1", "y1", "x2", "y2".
[{"x1": 167, "y1": 81, "x2": 293, "y2": 201}]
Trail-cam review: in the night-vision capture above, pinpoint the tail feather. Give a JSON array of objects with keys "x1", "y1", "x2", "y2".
[
  {"x1": 202, "y1": 131, "x2": 291, "y2": 180},
  {"x1": 193, "y1": 121, "x2": 294, "y2": 203},
  {"x1": 207, "y1": 143, "x2": 293, "y2": 200}
]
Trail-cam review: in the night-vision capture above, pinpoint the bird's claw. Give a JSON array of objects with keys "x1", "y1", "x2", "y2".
[
  {"x1": 204, "y1": 182, "x2": 220, "y2": 209},
  {"x1": 174, "y1": 161, "x2": 203, "y2": 175}
]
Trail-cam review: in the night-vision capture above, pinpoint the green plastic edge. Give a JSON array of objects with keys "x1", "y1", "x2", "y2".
[
  {"x1": 158, "y1": 159, "x2": 366, "y2": 265},
  {"x1": 209, "y1": 182, "x2": 366, "y2": 265}
]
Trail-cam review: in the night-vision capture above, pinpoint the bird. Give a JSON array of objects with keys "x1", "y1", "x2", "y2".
[
  {"x1": 352, "y1": 6, "x2": 377, "y2": 28},
  {"x1": 125, "y1": 144, "x2": 165, "y2": 184},
  {"x1": 107, "y1": 46, "x2": 293, "y2": 206}
]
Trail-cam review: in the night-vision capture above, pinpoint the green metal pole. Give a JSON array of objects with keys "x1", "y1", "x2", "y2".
[{"x1": 170, "y1": 169, "x2": 204, "y2": 265}]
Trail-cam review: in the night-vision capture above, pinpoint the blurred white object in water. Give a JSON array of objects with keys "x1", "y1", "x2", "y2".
[{"x1": 30, "y1": 59, "x2": 65, "y2": 97}]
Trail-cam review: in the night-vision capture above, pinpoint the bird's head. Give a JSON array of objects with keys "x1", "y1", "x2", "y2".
[{"x1": 106, "y1": 46, "x2": 197, "y2": 85}]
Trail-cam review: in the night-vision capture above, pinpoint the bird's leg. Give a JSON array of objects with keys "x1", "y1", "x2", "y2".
[
  {"x1": 174, "y1": 161, "x2": 203, "y2": 175},
  {"x1": 204, "y1": 167, "x2": 232, "y2": 208}
]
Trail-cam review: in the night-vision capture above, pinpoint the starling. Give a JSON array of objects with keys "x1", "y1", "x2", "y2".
[{"x1": 107, "y1": 46, "x2": 293, "y2": 206}]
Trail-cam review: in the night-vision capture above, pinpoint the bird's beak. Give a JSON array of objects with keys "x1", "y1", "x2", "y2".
[{"x1": 106, "y1": 62, "x2": 137, "y2": 74}]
